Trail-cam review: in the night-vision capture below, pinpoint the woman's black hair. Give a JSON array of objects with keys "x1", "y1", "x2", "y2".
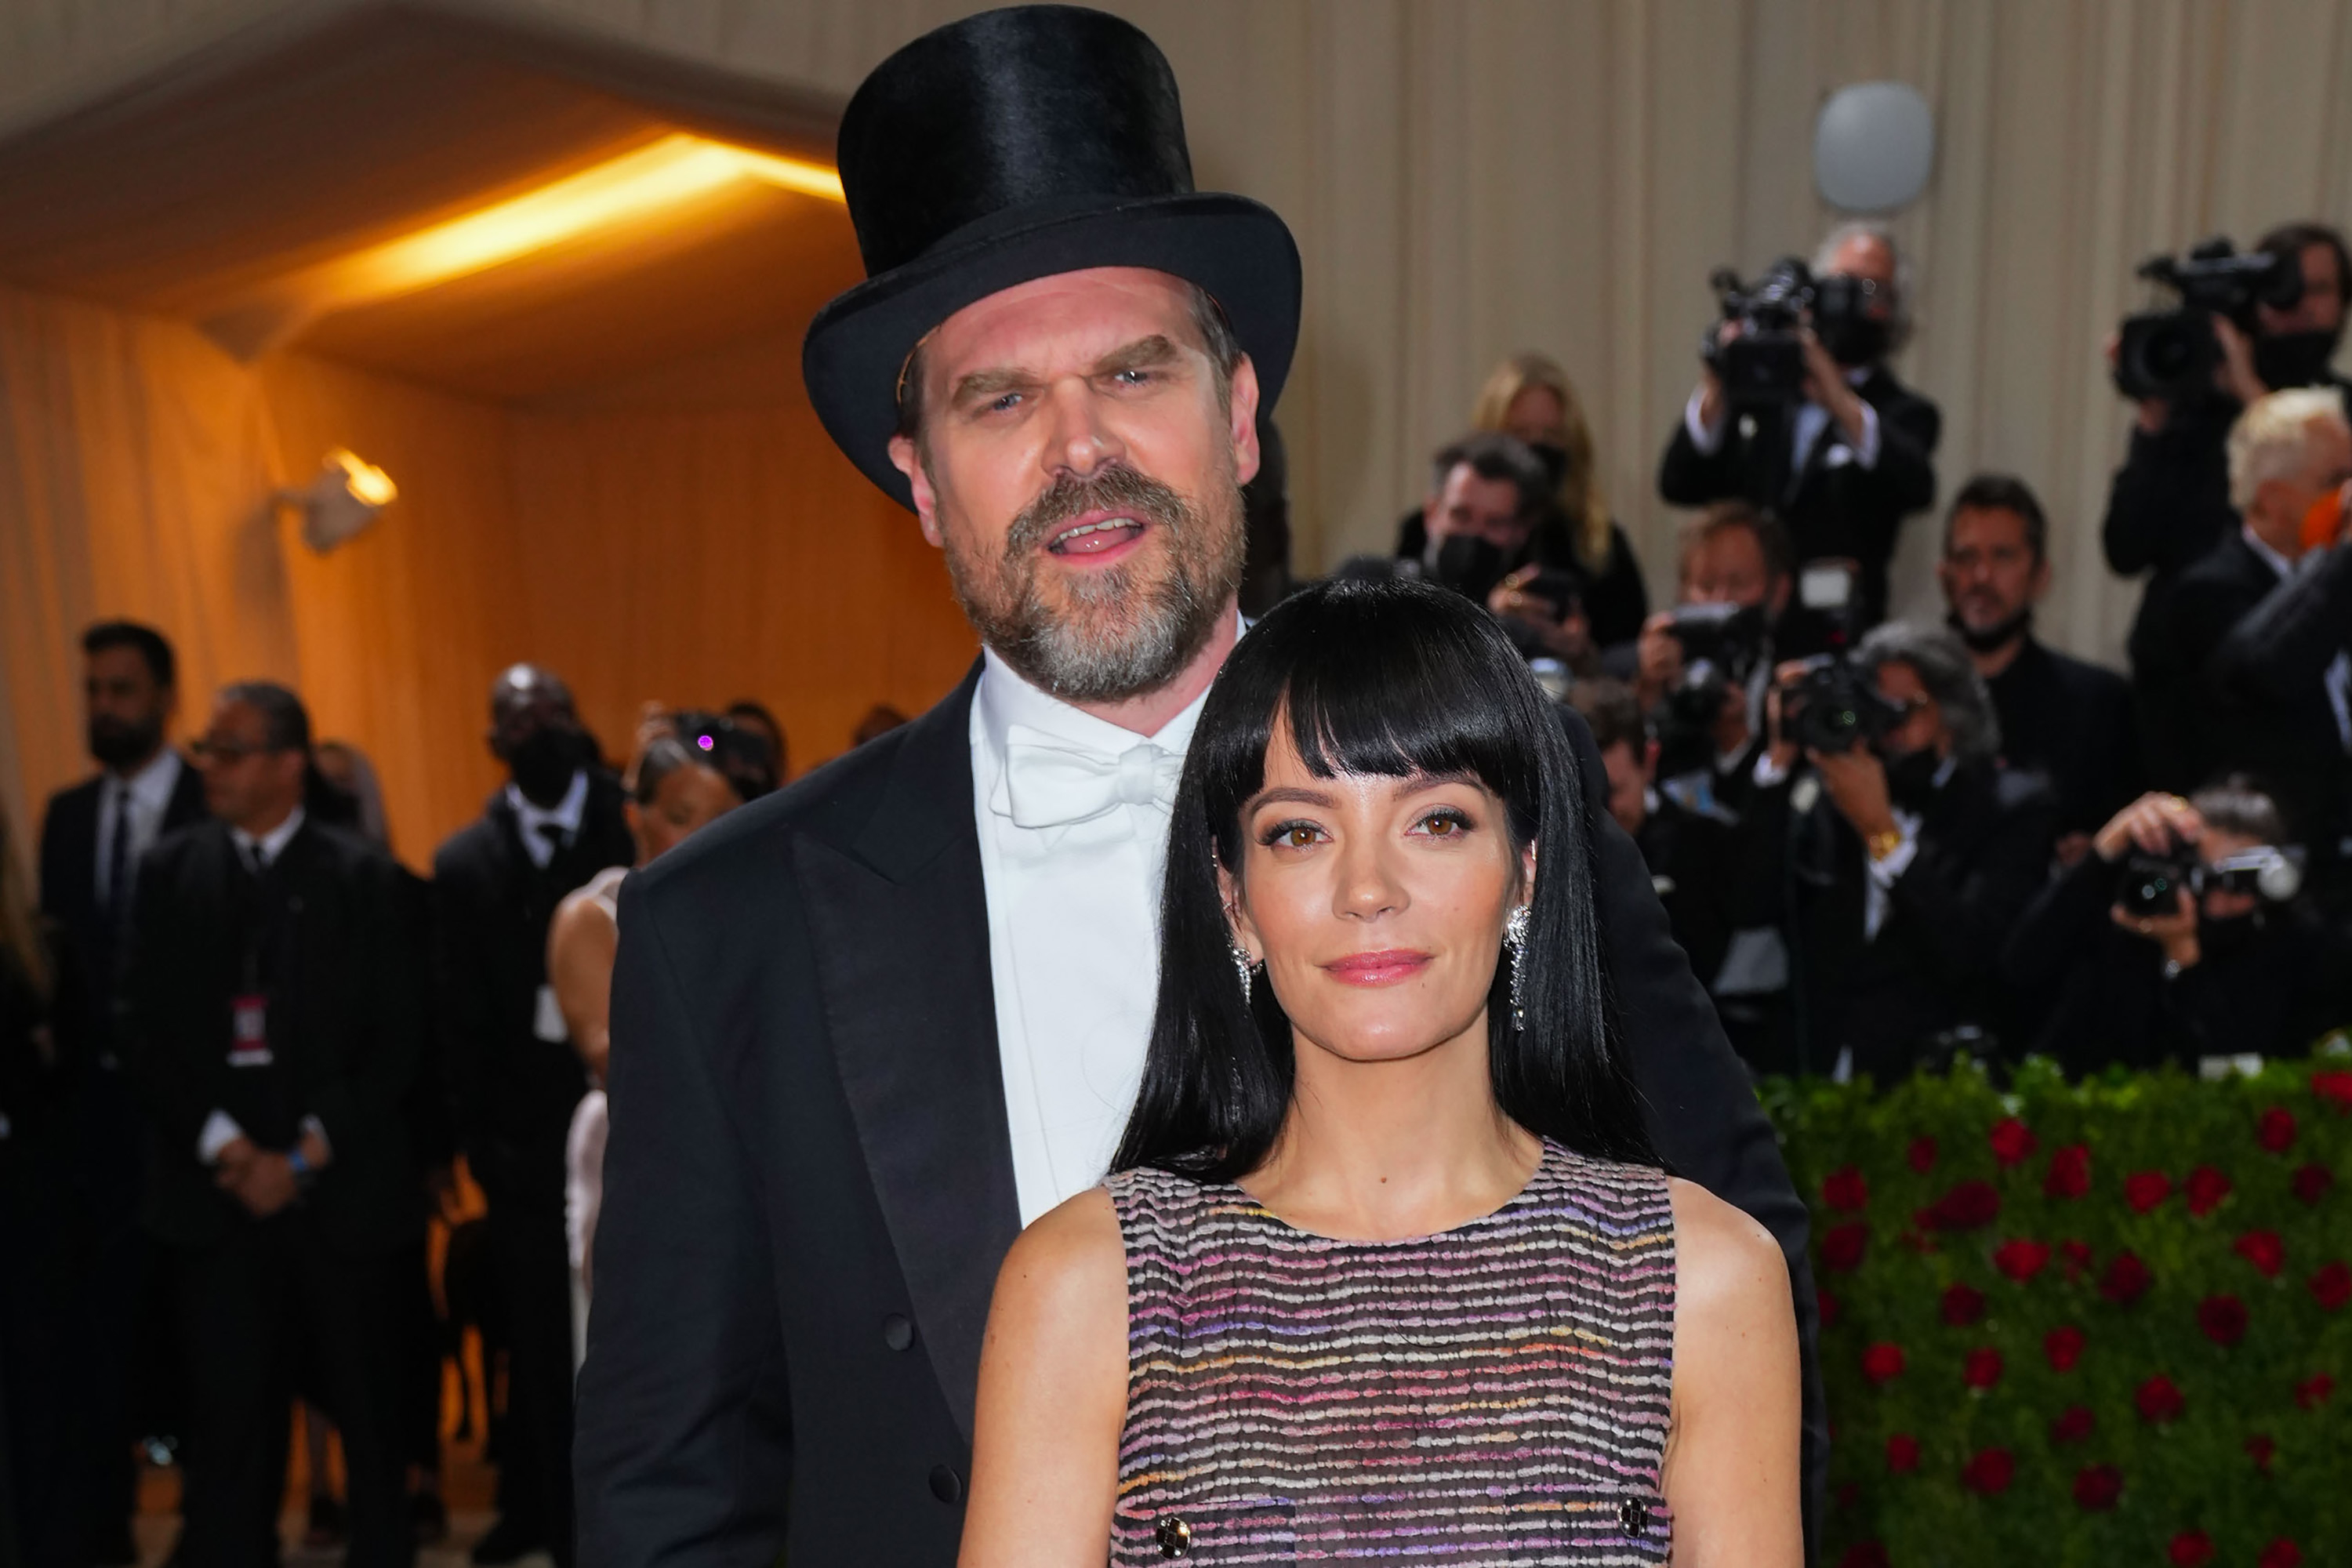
[{"x1": 1112, "y1": 576, "x2": 1657, "y2": 1181}]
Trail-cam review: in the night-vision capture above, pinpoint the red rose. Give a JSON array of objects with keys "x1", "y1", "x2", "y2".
[
  {"x1": 1963, "y1": 1346, "x2": 2004, "y2": 1389},
  {"x1": 2101, "y1": 1250, "x2": 2154, "y2": 1305},
  {"x1": 2234, "y1": 1229, "x2": 2285, "y2": 1276},
  {"x1": 1994, "y1": 1238, "x2": 2050, "y2": 1282},
  {"x1": 1837, "y1": 1544, "x2": 1889, "y2": 1568},
  {"x1": 1885, "y1": 1432, "x2": 1919, "y2": 1473},
  {"x1": 2071, "y1": 1463, "x2": 2122, "y2": 1511},
  {"x1": 2259, "y1": 1541, "x2": 2303, "y2": 1568},
  {"x1": 2136, "y1": 1374, "x2": 2186, "y2": 1423},
  {"x1": 1988, "y1": 1116, "x2": 2036, "y2": 1167},
  {"x1": 2045, "y1": 1323, "x2": 2086, "y2": 1371},
  {"x1": 2292, "y1": 1162, "x2": 2335, "y2": 1204},
  {"x1": 1861, "y1": 1342, "x2": 1906, "y2": 1384},
  {"x1": 2258, "y1": 1106, "x2": 2298, "y2": 1152},
  {"x1": 2125, "y1": 1170, "x2": 2173, "y2": 1212},
  {"x1": 1907, "y1": 1135, "x2": 1938, "y2": 1172},
  {"x1": 2310, "y1": 1260, "x2": 2351, "y2": 1311},
  {"x1": 2198, "y1": 1294, "x2": 2248, "y2": 1346},
  {"x1": 1960, "y1": 1447, "x2": 2014, "y2": 1495},
  {"x1": 1927, "y1": 1179, "x2": 2001, "y2": 1230},
  {"x1": 2049, "y1": 1403, "x2": 2095, "y2": 1444},
  {"x1": 2296, "y1": 1373, "x2": 2335, "y2": 1410},
  {"x1": 1821, "y1": 1165, "x2": 1869, "y2": 1212},
  {"x1": 2059, "y1": 1238, "x2": 2093, "y2": 1279},
  {"x1": 2044, "y1": 1143, "x2": 2091, "y2": 1199},
  {"x1": 1818, "y1": 1287, "x2": 1842, "y2": 1328},
  {"x1": 2186, "y1": 1164, "x2": 2233, "y2": 1216},
  {"x1": 2169, "y1": 1532, "x2": 2216, "y2": 1568},
  {"x1": 2247, "y1": 1433, "x2": 2276, "y2": 1471},
  {"x1": 1821, "y1": 1221, "x2": 1868, "y2": 1272},
  {"x1": 2315, "y1": 1069, "x2": 2352, "y2": 1112},
  {"x1": 1941, "y1": 1283, "x2": 1986, "y2": 1325}
]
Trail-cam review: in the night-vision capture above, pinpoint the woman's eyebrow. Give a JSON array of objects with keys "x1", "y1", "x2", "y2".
[{"x1": 1246, "y1": 786, "x2": 1337, "y2": 811}]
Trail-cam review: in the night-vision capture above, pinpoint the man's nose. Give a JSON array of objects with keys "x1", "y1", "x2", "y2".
[{"x1": 1040, "y1": 378, "x2": 1124, "y2": 477}]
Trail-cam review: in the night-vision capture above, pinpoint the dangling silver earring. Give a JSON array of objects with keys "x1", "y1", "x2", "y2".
[
  {"x1": 1503, "y1": 905, "x2": 1531, "y2": 1031},
  {"x1": 1231, "y1": 942, "x2": 1257, "y2": 1004}
]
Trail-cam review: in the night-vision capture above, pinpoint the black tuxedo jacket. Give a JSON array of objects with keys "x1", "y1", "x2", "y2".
[
  {"x1": 576, "y1": 666, "x2": 1823, "y2": 1567},
  {"x1": 431, "y1": 772, "x2": 633, "y2": 1214},
  {"x1": 1657, "y1": 365, "x2": 1940, "y2": 628},
  {"x1": 1985, "y1": 637, "x2": 2142, "y2": 840},
  {"x1": 123, "y1": 818, "x2": 422, "y2": 1254},
  {"x1": 38, "y1": 755, "x2": 209, "y2": 1060}
]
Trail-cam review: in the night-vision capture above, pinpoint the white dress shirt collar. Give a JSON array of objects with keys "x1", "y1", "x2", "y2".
[
  {"x1": 506, "y1": 769, "x2": 589, "y2": 867},
  {"x1": 230, "y1": 805, "x2": 306, "y2": 869},
  {"x1": 2241, "y1": 523, "x2": 2296, "y2": 582},
  {"x1": 974, "y1": 644, "x2": 1211, "y2": 764},
  {"x1": 111, "y1": 746, "x2": 183, "y2": 815}
]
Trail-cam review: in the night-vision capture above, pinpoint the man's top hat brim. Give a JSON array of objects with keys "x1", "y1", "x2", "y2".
[{"x1": 802, "y1": 191, "x2": 1301, "y2": 512}]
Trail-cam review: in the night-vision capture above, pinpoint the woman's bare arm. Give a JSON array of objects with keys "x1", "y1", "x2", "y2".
[
  {"x1": 546, "y1": 890, "x2": 619, "y2": 1081},
  {"x1": 1662, "y1": 1175, "x2": 1802, "y2": 1568},
  {"x1": 959, "y1": 1188, "x2": 1128, "y2": 1568}
]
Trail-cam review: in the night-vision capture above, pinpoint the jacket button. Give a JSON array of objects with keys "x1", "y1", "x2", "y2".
[
  {"x1": 882, "y1": 1313, "x2": 915, "y2": 1351},
  {"x1": 1154, "y1": 1513, "x2": 1192, "y2": 1558},
  {"x1": 928, "y1": 1464, "x2": 964, "y2": 1504},
  {"x1": 1619, "y1": 1497, "x2": 1651, "y2": 1534}
]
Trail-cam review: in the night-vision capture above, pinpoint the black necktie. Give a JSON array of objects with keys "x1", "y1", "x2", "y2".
[
  {"x1": 244, "y1": 840, "x2": 270, "y2": 879},
  {"x1": 103, "y1": 787, "x2": 133, "y2": 931},
  {"x1": 535, "y1": 821, "x2": 568, "y2": 864}
]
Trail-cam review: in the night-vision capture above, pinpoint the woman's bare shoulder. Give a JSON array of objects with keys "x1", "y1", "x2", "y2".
[
  {"x1": 1664, "y1": 1175, "x2": 1790, "y2": 1327},
  {"x1": 990, "y1": 1187, "x2": 1127, "y2": 1342}
]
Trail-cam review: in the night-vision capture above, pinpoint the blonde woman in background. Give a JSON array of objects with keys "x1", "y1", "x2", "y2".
[{"x1": 1472, "y1": 352, "x2": 1652, "y2": 648}]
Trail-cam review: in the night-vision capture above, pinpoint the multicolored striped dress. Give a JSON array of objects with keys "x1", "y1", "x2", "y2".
[{"x1": 1106, "y1": 1139, "x2": 1676, "y2": 1565}]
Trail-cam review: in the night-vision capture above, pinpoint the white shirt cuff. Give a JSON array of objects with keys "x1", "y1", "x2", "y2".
[
  {"x1": 301, "y1": 1114, "x2": 329, "y2": 1156},
  {"x1": 1683, "y1": 386, "x2": 1730, "y2": 455},
  {"x1": 1848, "y1": 399, "x2": 1882, "y2": 468},
  {"x1": 198, "y1": 1110, "x2": 245, "y2": 1165},
  {"x1": 1753, "y1": 751, "x2": 1791, "y2": 790},
  {"x1": 1864, "y1": 826, "x2": 1920, "y2": 887}
]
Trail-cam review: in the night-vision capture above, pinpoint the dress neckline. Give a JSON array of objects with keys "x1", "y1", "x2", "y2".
[{"x1": 1218, "y1": 1138, "x2": 1559, "y2": 1247}]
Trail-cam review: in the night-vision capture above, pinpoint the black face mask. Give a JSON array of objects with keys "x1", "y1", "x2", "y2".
[
  {"x1": 1526, "y1": 440, "x2": 1571, "y2": 492},
  {"x1": 2252, "y1": 327, "x2": 2344, "y2": 392},
  {"x1": 1819, "y1": 316, "x2": 1890, "y2": 369},
  {"x1": 1946, "y1": 606, "x2": 2034, "y2": 656},
  {"x1": 506, "y1": 725, "x2": 589, "y2": 807},
  {"x1": 1432, "y1": 532, "x2": 1508, "y2": 603},
  {"x1": 89, "y1": 712, "x2": 164, "y2": 771},
  {"x1": 1882, "y1": 745, "x2": 1944, "y2": 814}
]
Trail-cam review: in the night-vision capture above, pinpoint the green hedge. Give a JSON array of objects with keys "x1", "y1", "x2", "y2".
[{"x1": 1760, "y1": 1047, "x2": 2352, "y2": 1568}]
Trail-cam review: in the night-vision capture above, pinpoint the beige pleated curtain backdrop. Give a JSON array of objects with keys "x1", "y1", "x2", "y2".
[{"x1": 3, "y1": 0, "x2": 2350, "y2": 854}]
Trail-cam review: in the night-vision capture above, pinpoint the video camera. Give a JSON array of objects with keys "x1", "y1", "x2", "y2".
[
  {"x1": 1702, "y1": 258, "x2": 1886, "y2": 409},
  {"x1": 1776, "y1": 563, "x2": 1907, "y2": 755},
  {"x1": 2116, "y1": 842, "x2": 2303, "y2": 917},
  {"x1": 1653, "y1": 601, "x2": 1769, "y2": 777},
  {"x1": 2113, "y1": 238, "x2": 2304, "y2": 401}
]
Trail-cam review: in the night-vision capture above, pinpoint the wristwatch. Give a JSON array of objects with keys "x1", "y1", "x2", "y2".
[{"x1": 1865, "y1": 827, "x2": 1904, "y2": 862}]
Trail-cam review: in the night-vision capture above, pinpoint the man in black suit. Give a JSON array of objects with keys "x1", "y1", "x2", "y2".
[
  {"x1": 576, "y1": 9, "x2": 1821, "y2": 1566},
  {"x1": 124, "y1": 682, "x2": 421, "y2": 1568},
  {"x1": 32, "y1": 619, "x2": 209, "y2": 1566},
  {"x1": 1936, "y1": 474, "x2": 2141, "y2": 866},
  {"x1": 433, "y1": 666, "x2": 630, "y2": 1567},
  {"x1": 1658, "y1": 222, "x2": 1941, "y2": 639},
  {"x1": 1741, "y1": 625, "x2": 2056, "y2": 1080}
]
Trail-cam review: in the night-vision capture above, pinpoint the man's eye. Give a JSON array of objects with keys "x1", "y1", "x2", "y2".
[
  {"x1": 987, "y1": 392, "x2": 1023, "y2": 413},
  {"x1": 1111, "y1": 368, "x2": 1155, "y2": 387}
]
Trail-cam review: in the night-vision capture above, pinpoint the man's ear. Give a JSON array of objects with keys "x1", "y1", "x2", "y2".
[
  {"x1": 888, "y1": 434, "x2": 946, "y2": 548},
  {"x1": 1226, "y1": 355, "x2": 1262, "y2": 488}
]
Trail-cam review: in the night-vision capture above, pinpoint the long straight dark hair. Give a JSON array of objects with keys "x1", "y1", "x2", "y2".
[{"x1": 1112, "y1": 576, "x2": 1657, "y2": 1181}]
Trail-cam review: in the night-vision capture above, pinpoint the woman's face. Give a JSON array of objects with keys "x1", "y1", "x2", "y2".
[
  {"x1": 1501, "y1": 385, "x2": 1568, "y2": 450},
  {"x1": 1223, "y1": 718, "x2": 1533, "y2": 1067},
  {"x1": 628, "y1": 761, "x2": 739, "y2": 863}
]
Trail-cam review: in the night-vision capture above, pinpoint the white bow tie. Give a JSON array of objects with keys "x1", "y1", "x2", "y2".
[{"x1": 999, "y1": 724, "x2": 1184, "y2": 830}]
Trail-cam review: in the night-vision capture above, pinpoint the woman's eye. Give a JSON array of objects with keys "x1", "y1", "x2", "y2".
[
  {"x1": 1259, "y1": 819, "x2": 1325, "y2": 849},
  {"x1": 1414, "y1": 808, "x2": 1472, "y2": 838}
]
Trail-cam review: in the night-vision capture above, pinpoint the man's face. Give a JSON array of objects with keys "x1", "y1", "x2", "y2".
[
  {"x1": 1425, "y1": 465, "x2": 1532, "y2": 555},
  {"x1": 1871, "y1": 659, "x2": 1950, "y2": 760},
  {"x1": 2258, "y1": 242, "x2": 2347, "y2": 337},
  {"x1": 195, "y1": 699, "x2": 303, "y2": 830},
  {"x1": 1679, "y1": 526, "x2": 1786, "y2": 615},
  {"x1": 1825, "y1": 233, "x2": 1897, "y2": 321},
  {"x1": 887, "y1": 267, "x2": 1258, "y2": 704},
  {"x1": 1938, "y1": 506, "x2": 2048, "y2": 638},
  {"x1": 2254, "y1": 415, "x2": 2352, "y2": 548},
  {"x1": 85, "y1": 644, "x2": 173, "y2": 771},
  {"x1": 1597, "y1": 739, "x2": 1653, "y2": 836}
]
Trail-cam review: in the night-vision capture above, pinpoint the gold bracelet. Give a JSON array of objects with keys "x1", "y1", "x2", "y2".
[{"x1": 1866, "y1": 827, "x2": 1904, "y2": 862}]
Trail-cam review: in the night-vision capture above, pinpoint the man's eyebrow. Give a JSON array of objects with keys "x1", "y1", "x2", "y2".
[
  {"x1": 1092, "y1": 334, "x2": 1183, "y2": 376},
  {"x1": 948, "y1": 365, "x2": 1035, "y2": 408}
]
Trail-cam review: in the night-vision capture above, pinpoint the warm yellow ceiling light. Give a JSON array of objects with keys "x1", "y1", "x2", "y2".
[{"x1": 202, "y1": 132, "x2": 844, "y2": 358}]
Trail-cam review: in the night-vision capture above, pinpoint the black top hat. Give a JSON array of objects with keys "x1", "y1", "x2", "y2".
[{"x1": 801, "y1": 5, "x2": 1302, "y2": 510}]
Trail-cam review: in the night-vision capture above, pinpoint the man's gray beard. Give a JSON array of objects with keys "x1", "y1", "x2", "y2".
[{"x1": 942, "y1": 463, "x2": 1246, "y2": 704}]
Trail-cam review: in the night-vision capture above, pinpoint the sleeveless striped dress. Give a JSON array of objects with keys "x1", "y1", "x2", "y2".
[{"x1": 1105, "y1": 1140, "x2": 1676, "y2": 1565}]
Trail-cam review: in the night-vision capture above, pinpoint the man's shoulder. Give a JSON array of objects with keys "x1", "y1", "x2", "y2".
[
  {"x1": 432, "y1": 797, "x2": 510, "y2": 876},
  {"x1": 2033, "y1": 641, "x2": 2132, "y2": 701},
  {"x1": 144, "y1": 816, "x2": 226, "y2": 876},
  {"x1": 42, "y1": 772, "x2": 103, "y2": 828}
]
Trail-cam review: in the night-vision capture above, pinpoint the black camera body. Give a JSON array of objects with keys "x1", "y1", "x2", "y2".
[
  {"x1": 2115, "y1": 842, "x2": 2303, "y2": 916},
  {"x1": 2117, "y1": 851, "x2": 2195, "y2": 918},
  {"x1": 1784, "y1": 652, "x2": 1907, "y2": 755},
  {"x1": 2114, "y1": 238, "x2": 2304, "y2": 401},
  {"x1": 1704, "y1": 259, "x2": 1884, "y2": 408},
  {"x1": 1654, "y1": 601, "x2": 1769, "y2": 777}
]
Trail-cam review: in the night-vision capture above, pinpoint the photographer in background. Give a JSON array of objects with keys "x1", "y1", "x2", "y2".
[
  {"x1": 1936, "y1": 474, "x2": 2141, "y2": 865},
  {"x1": 1629, "y1": 502, "x2": 1793, "y2": 811},
  {"x1": 2002, "y1": 782, "x2": 2351, "y2": 1075},
  {"x1": 2136, "y1": 388, "x2": 2352, "y2": 869},
  {"x1": 1741, "y1": 622, "x2": 2055, "y2": 1082},
  {"x1": 1399, "y1": 431, "x2": 1598, "y2": 668},
  {"x1": 1659, "y1": 223, "x2": 1941, "y2": 637},
  {"x1": 2106, "y1": 223, "x2": 2350, "y2": 781},
  {"x1": 1569, "y1": 678, "x2": 1737, "y2": 988}
]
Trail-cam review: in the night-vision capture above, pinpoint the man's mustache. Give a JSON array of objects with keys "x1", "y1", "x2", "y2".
[{"x1": 1005, "y1": 464, "x2": 1189, "y2": 560}]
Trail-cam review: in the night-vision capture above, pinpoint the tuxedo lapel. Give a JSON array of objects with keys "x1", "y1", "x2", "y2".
[{"x1": 796, "y1": 666, "x2": 1019, "y2": 1441}]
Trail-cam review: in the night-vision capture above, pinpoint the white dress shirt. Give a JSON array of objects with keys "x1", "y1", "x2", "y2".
[
  {"x1": 199, "y1": 808, "x2": 323, "y2": 1165},
  {"x1": 970, "y1": 647, "x2": 1212, "y2": 1225},
  {"x1": 1684, "y1": 366, "x2": 1883, "y2": 480},
  {"x1": 508, "y1": 769, "x2": 589, "y2": 868},
  {"x1": 95, "y1": 748, "x2": 186, "y2": 906}
]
